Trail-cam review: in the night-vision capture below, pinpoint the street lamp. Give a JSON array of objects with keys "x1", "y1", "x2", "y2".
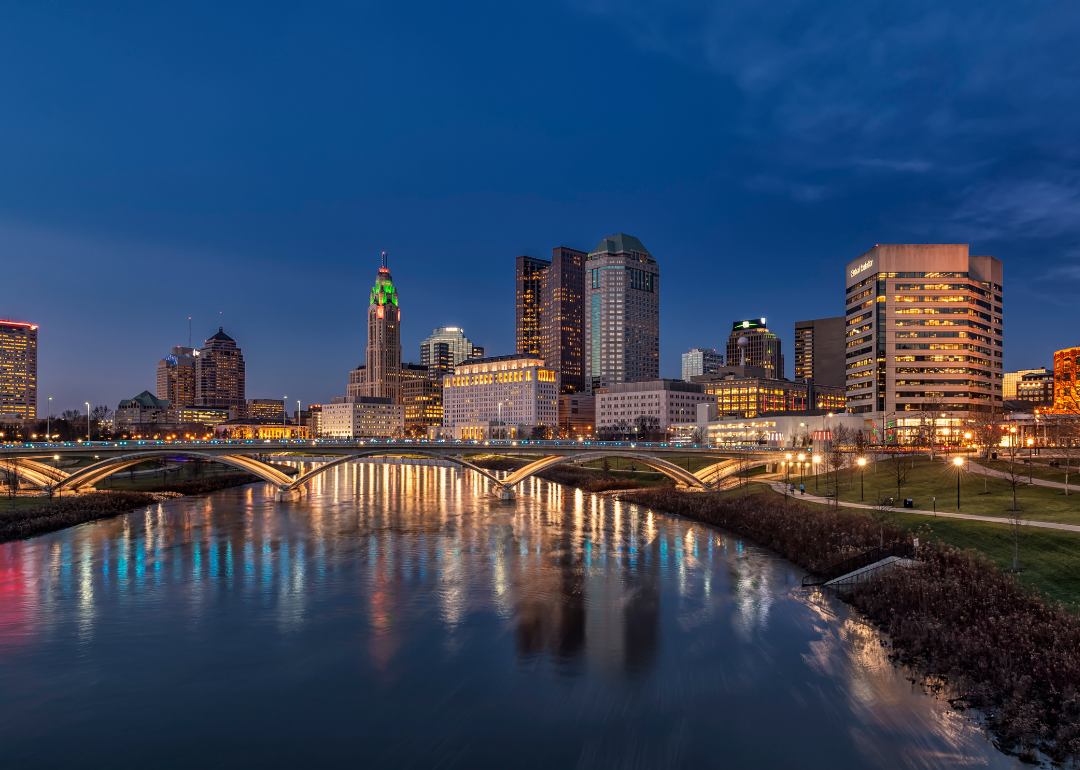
[
  {"x1": 85, "y1": 402, "x2": 91, "y2": 441},
  {"x1": 953, "y1": 456, "x2": 964, "y2": 510},
  {"x1": 812, "y1": 455, "x2": 821, "y2": 492},
  {"x1": 797, "y1": 453, "x2": 805, "y2": 486},
  {"x1": 1027, "y1": 438, "x2": 1034, "y2": 483},
  {"x1": 784, "y1": 453, "x2": 792, "y2": 500},
  {"x1": 283, "y1": 396, "x2": 288, "y2": 439},
  {"x1": 47, "y1": 397, "x2": 52, "y2": 443},
  {"x1": 857, "y1": 457, "x2": 867, "y2": 501},
  {"x1": 53, "y1": 454, "x2": 60, "y2": 498}
]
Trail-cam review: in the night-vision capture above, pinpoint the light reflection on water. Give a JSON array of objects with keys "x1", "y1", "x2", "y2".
[{"x1": 0, "y1": 462, "x2": 1018, "y2": 768}]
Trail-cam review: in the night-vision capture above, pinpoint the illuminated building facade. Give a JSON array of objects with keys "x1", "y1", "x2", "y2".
[
  {"x1": 364, "y1": 252, "x2": 402, "y2": 403},
  {"x1": 1053, "y1": 347, "x2": 1080, "y2": 414},
  {"x1": 195, "y1": 327, "x2": 246, "y2": 412},
  {"x1": 0, "y1": 320, "x2": 37, "y2": 419},
  {"x1": 156, "y1": 346, "x2": 196, "y2": 409},
  {"x1": 214, "y1": 419, "x2": 308, "y2": 439},
  {"x1": 515, "y1": 248, "x2": 588, "y2": 394},
  {"x1": 694, "y1": 375, "x2": 844, "y2": 419},
  {"x1": 174, "y1": 407, "x2": 231, "y2": 426},
  {"x1": 247, "y1": 399, "x2": 285, "y2": 420},
  {"x1": 442, "y1": 354, "x2": 559, "y2": 428},
  {"x1": 1016, "y1": 370, "x2": 1054, "y2": 406},
  {"x1": 794, "y1": 317, "x2": 845, "y2": 387},
  {"x1": 681, "y1": 348, "x2": 724, "y2": 382},
  {"x1": 1004, "y1": 368, "x2": 1046, "y2": 400},
  {"x1": 516, "y1": 256, "x2": 549, "y2": 357},
  {"x1": 420, "y1": 326, "x2": 478, "y2": 378},
  {"x1": 844, "y1": 244, "x2": 1004, "y2": 416},
  {"x1": 320, "y1": 397, "x2": 404, "y2": 438},
  {"x1": 115, "y1": 390, "x2": 171, "y2": 428},
  {"x1": 725, "y1": 319, "x2": 784, "y2": 380},
  {"x1": 557, "y1": 394, "x2": 594, "y2": 437},
  {"x1": 584, "y1": 234, "x2": 659, "y2": 391},
  {"x1": 595, "y1": 380, "x2": 714, "y2": 431},
  {"x1": 401, "y1": 362, "x2": 443, "y2": 435}
]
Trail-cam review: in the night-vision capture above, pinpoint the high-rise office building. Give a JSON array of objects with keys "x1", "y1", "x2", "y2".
[
  {"x1": 844, "y1": 244, "x2": 1003, "y2": 417},
  {"x1": 247, "y1": 399, "x2": 285, "y2": 420},
  {"x1": 725, "y1": 319, "x2": 784, "y2": 380},
  {"x1": 400, "y1": 362, "x2": 443, "y2": 434},
  {"x1": 195, "y1": 328, "x2": 246, "y2": 413},
  {"x1": 157, "y1": 346, "x2": 197, "y2": 409},
  {"x1": 794, "y1": 317, "x2": 845, "y2": 387},
  {"x1": 516, "y1": 256, "x2": 550, "y2": 356},
  {"x1": 1053, "y1": 348, "x2": 1079, "y2": 414},
  {"x1": 420, "y1": 326, "x2": 477, "y2": 378},
  {"x1": 584, "y1": 234, "x2": 659, "y2": 391},
  {"x1": 364, "y1": 252, "x2": 402, "y2": 402},
  {"x1": 514, "y1": 248, "x2": 588, "y2": 393},
  {"x1": 0, "y1": 320, "x2": 37, "y2": 419},
  {"x1": 681, "y1": 348, "x2": 723, "y2": 381}
]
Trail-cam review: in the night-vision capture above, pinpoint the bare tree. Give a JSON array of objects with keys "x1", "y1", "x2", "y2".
[
  {"x1": 690, "y1": 425, "x2": 706, "y2": 446},
  {"x1": 885, "y1": 450, "x2": 911, "y2": 505},
  {"x1": 1051, "y1": 417, "x2": 1080, "y2": 496},
  {"x1": 1007, "y1": 509, "x2": 1028, "y2": 573},
  {"x1": 971, "y1": 404, "x2": 1003, "y2": 460},
  {"x1": 870, "y1": 497, "x2": 897, "y2": 547},
  {"x1": 917, "y1": 396, "x2": 946, "y2": 460},
  {"x1": 824, "y1": 424, "x2": 852, "y2": 507},
  {"x1": 999, "y1": 437, "x2": 1028, "y2": 512},
  {"x1": 3, "y1": 456, "x2": 19, "y2": 508}
]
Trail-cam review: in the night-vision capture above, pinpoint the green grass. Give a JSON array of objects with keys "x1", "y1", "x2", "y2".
[
  {"x1": 811, "y1": 457, "x2": 1080, "y2": 525},
  {"x1": 980, "y1": 457, "x2": 1080, "y2": 486}
]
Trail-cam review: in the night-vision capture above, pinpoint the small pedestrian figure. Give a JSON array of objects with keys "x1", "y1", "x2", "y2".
[
  {"x1": 790, "y1": 483, "x2": 796, "y2": 494},
  {"x1": 800, "y1": 484, "x2": 805, "y2": 495}
]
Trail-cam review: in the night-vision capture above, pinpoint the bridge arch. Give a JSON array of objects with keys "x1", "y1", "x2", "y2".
[
  {"x1": 0, "y1": 458, "x2": 68, "y2": 490},
  {"x1": 281, "y1": 450, "x2": 509, "y2": 492},
  {"x1": 500, "y1": 452, "x2": 707, "y2": 490},
  {"x1": 56, "y1": 451, "x2": 294, "y2": 492}
]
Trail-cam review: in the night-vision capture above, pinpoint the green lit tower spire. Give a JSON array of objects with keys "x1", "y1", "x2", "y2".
[{"x1": 364, "y1": 251, "x2": 402, "y2": 403}]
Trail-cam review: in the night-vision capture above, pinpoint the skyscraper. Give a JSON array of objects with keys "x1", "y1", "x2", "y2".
[
  {"x1": 584, "y1": 234, "x2": 659, "y2": 392},
  {"x1": 515, "y1": 248, "x2": 588, "y2": 393},
  {"x1": 794, "y1": 317, "x2": 845, "y2": 387},
  {"x1": 419, "y1": 326, "x2": 476, "y2": 378},
  {"x1": 157, "y1": 346, "x2": 197, "y2": 409},
  {"x1": 195, "y1": 328, "x2": 246, "y2": 413},
  {"x1": 0, "y1": 320, "x2": 37, "y2": 419},
  {"x1": 725, "y1": 319, "x2": 784, "y2": 380},
  {"x1": 681, "y1": 348, "x2": 723, "y2": 381},
  {"x1": 364, "y1": 252, "x2": 402, "y2": 402},
  {"x1": 516, "y1": 256, "x2": 549, "y2": 356},
  {"x1": 843, "y1": 244, "x2": 1003, "y2": 417}
]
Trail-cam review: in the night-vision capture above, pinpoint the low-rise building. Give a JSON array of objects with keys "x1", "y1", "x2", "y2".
[
  {"x1": 700, "y1": 411, "x2": 868, "y2": 449},
  {"x1": 595, "y1": 380, "x2": 715, "y2": 435},
  {"x1": 692, "y1": 370, "x2": 845, "y2": 419},
  {"x1": 1053, "y1": 347, "x2": 1079, "y2": 414},
  {"x1": 556, "y1": 394, "x2": 594, "y2": 437},
  {"x1": 681, "y1": 348, "x2": 724, "y2": 381},
  {"x1": 401, "y1": 362, "x2": 443, "y2": 436},
  {"x1": 442, "y1": 353, "x2": 559, "y2": 430},
  {"x1": 1016, "y1": 370, "x2": 1054, "y2": 407},
  {"x1": 214, "y1": 419, "x2": 308, "y2": 439},
  {"x1": 247, "y1": 398, "x2": 285, "y2": 420},
  {"x1": 174, "y1": 406, "x2": 232, "y2": 426},
  {"x1": 320, "y1": 396, "x2": 404, "y2": 438},
  {"x1": 115, "y1": 391, "x2": 171, "y2": 429}
]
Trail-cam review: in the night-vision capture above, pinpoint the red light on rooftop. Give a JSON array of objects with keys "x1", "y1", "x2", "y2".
[{"x1": 0, "y1": 320, "x2": 38, "y2": 329}]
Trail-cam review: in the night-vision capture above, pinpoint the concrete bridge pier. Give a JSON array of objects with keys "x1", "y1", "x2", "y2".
[
  {"x1": 276, "y1": 487, "x2": 305, "y2": 502},
  {"x1": 495, "y1": 488, "x2": 516, "y2": 500}
]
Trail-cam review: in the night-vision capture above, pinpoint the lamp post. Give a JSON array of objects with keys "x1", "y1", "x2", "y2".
[
  {"x1": 47, "y1": 397, "x2": 52, "y2": 443},
  {"x1": 812, "y1": 455, "x2": 821, "y2": 492},
  {"x1": 54, "y1": 454, "x2": 60, "y2": 499},
  {"x1": 85, "y1": 402, "x2": 91, "y2": 441},
  {"x1": 857, "y1": 457, "x2": 867, "y2": 501},
  {"x1": 797, "y1": 453, "x2": 805, "y2": 485},
  {"x1": 954, "y1": 456, "x2": 964, "y2": 510},
  {"x1": 784, "y1": 453, "x2": 792, "y2": 501},
  {"x1": 1027, "y1": 438, "x2": 1034, "y2": 483},
  {"x1": 283, "y1": 396, "x2": 287, "y2": 439},
  {"x1": 297, "y1": 399, "x2": 301, "y2": 439}
]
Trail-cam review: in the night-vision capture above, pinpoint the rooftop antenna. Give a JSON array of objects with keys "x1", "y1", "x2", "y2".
[
  {"x1": 188, "y1": 317, "x2": 192, "y2": 348},
  {"x1": 381, "y1": 251, "x2": 387, "y2": 269}
]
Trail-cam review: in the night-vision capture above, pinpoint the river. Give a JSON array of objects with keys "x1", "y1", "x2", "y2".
[{"x1": 0, "y1": 462, "x2": 1018, "y2": 768}]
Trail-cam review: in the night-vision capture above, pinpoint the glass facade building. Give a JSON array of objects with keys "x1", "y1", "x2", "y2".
[
  {"x1": 195, "y1": 328, "x2": 246, "y2": 413},
  {"x1": 0, "y1": 320, "x2": 37, "y2": 419},
  {"x1": 681, "y1": 348, "x2": 724, "y2": 382},
  {"x1": 726, "y1": 319, "x2": 784, "y2": 380}
]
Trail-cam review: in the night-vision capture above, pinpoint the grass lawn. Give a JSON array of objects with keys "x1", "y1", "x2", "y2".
[
  {"x1": 813, "y1": 457, "x2": 1080, "y2": 525},
  {"x1": 980, "y1": 457, "x2": 1080, "y2": 486}
]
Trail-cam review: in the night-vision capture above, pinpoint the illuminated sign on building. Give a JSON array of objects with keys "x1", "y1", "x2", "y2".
[{"x1": 849, "y1": 260, "x2": 874, "y2": 278}]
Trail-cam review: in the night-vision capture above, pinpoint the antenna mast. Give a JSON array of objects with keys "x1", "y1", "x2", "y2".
[
  {"x1": 381, "y1": 251, "x2": 387, "y2": 269},
  {"x1": 188, "y1": 317, "x2": 192, "y2": 348}
]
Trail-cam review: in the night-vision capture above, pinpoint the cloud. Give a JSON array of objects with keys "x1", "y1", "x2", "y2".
[
  {"x1": 745, "y1": 175, "x2": 828, "y2": 202},
  {"x1": 945, "y1": 177, "x2": 1080, "y2": 240}
]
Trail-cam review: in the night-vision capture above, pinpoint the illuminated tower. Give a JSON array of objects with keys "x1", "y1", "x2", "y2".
[{"x1": 365, "y1": 251, "x2": 402, "y2": 402}]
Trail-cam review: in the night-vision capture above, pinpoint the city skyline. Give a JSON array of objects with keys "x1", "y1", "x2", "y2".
[{"x1": 1, "y1": 4, "x2": 1076, "y2": 410}]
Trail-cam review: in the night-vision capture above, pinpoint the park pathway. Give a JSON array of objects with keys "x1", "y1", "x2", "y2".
[
  {"x1": 963, "y1": 458, "x2": 1075, "y2": 492},
  {"x1": 766, "y1": 480, "x2": 1080, "y2": 534}
]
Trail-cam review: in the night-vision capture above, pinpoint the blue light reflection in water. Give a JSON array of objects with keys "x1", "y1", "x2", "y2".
[{"x1": 0, "y1": 461, "x2": 1020, "y2": 769}]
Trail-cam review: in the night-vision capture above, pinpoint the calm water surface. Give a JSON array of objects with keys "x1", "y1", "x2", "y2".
[{"x1": 0, "y1": 463, "x2": 1018, "y2": 768}]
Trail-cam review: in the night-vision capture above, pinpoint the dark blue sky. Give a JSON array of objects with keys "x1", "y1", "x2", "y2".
[{"x1": 2, "y1": 1, "x2": 1078, "y2": 413}]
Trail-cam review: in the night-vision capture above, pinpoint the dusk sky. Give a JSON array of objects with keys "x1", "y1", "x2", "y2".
[{"x1": 2, "y1": 1, "x2": 1078, "y2": 414}]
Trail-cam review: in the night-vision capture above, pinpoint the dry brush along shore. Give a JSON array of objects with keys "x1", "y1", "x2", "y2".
[{"x1": 617, "y1": 487, "x2": 1080, "y2": 764}]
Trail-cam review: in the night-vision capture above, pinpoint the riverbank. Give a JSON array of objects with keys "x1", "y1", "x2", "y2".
[
  {"x1": 468, "y1": 455, "x2": 661, "y2": 493},
  {"x1": 616, "y1": 487, "x2": 1080, "y2": 764},
  {"x1": 0, "y1": 473, "x2": 262, "y2": 543}
]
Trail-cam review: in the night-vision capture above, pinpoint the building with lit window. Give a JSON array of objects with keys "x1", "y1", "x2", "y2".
[
  {"x1": 420, "y1": 326, "x2": 479, "y2": 379},
  {"x1": 195, "y1": 327, "x2": 246, "y2": 412},
  {"x1": 115, "y1": 391, "x2": 171, "y2": 429},
  {"x1": 514, "y1": 248, "x2": 587, "y2": 394},
  {"x1": 0, "y1": 320, "x2": 37, "y2": 420},
  {"x1": 400, "y1": 362, "x2": 443, "y2": 435},
  {"x1": 681, "y1": 348, "x2": 724, "y2": 381},
  {"x1": 1004, "y1": 368, "x2": 1047, "y2": 400},
  {"x1": 1053, "y1": 347, "x2": 1080, "y2": 414},
  {"x1": 1016, "y1": 370, "x2": 1054, "y2": 407},
  {"x1": 556, "y1": 394, "x2": 594, "y2": 437},
  {"x1": 247, "y1": 399, "x2": 285, "y2": 420},
  {"x1": 596, "y1": 380, "x2": 714, "y2": 432},
  {"x1": 320, "y1": 396, "x2": 404, "y2": 438},
  {"x1": 157, "y1": 346, "x2": 196, "y2": 409},
  {"x1": 584, "y1": 234, "x2": 659, "y2": 391},
  {"x1": 794, "y1": 317, "x2": 844, "y2": 387},
  {"x1": 844, "y1": 244, "x2": 1004, "y2": 417},
  {"x1": 726, "y1": 319, "x2": 784, "y2": 380},
  {"x1": 442, "y1": 354, "x2": 559, "y2": 429},
  {"x1": 356, "y1": 252, "x2": 402, "y2": 402},
  {"x1": 516, "y1": 256, "x2": 549, "y2": 358},
  {"x1": 214, "y1": 419, "x2": 308, "y2": 439},
  {"x1": 692, "y1": 373, "x2": 844, "y2": 419}
]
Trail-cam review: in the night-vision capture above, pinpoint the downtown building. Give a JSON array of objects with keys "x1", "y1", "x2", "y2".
[
  {"x1": 515, "y1": 246, "x2": 588, "y2": 394},
  {"x1": 157, "y1": 346, "x2": 197, "y2": 409},
  {"x1": 441, "y1": 354, "x2": 559, "y2": 436},
  {"x1": 1052, "y1": 347, "x2": 1080, "y2": 414},
  {"x1": 692, "y1": 367, "x2": 846, "y2": 419},
  {"x1": 794, "y1": 317, "x2": 845, "y2": 388},
  {"x1": 583, "y1": 234, "x2": 659, "y2": 392},
  {"x1": 681, "y1": 348, "x2": 724, "y2": 381},
  {"x1": 419, "y1": 326, "x2": 481, "y2": 380},
  {"x1": 0, "y1": 319, "x2": 38, "y2": 420},
  {"x1": 195, "y1": 328, "x2": 246, "y2": 414},
  {"x1": 726, "y1": 319, "x2": 784, "y2": 380},
  {"x1": 844, "y1": 244, "x2": 1004, "y2": 421},
  {"x1": 595, "y1": 379, "x2": 715, "y2": 435}
]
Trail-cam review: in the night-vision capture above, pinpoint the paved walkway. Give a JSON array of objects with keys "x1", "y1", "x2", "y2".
[
  {"x1": 964, "y1": 459, "x2": 1076, "y2": 492},
  {"x1": 766, "y1": 480, "x2": 1080, "y2": 534}
]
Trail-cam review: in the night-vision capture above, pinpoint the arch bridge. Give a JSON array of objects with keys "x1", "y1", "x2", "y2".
[{"x1": 0, "y1": 439, "x2": 782, "y2": 500}]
